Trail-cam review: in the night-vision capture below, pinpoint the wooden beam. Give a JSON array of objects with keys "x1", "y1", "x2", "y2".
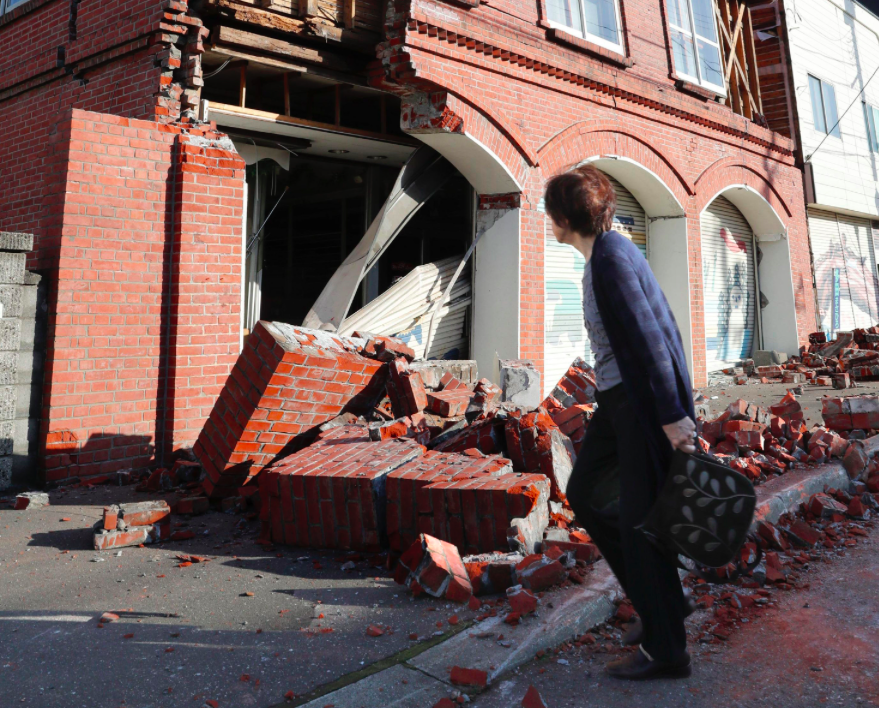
[
  {"x1": 299, "y1": 0, "x2": 319, "y2": 17},
  {"x1": 344, "y1": 0, "x2": 356, "y2": 29},
  {"x1": 207, "y1": 101, "x2": 420, "y2": 146},
  {"x1": 718, "y1": 1, "x2": 742, "y2": 116},
  {"x1": 212, "y1": 25, "x2": 352, "y2": 71},
  {"x1": 723, "y1": 2, "x2": 746, "y2": 82},
  {"x1": 239, "y1": 62, "x2": 247, "y2": 107},
  {"x1": 283, "y1": 72, "x2": 291, "y2": 116},
  {"x1": 743, "y1": 7, "x2": 764, "y2": 115}
]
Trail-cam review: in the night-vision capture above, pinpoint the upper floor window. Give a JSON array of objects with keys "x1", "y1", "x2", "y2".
[
  {"x1": 0, "y1": 0, "x2": 29, "y2": 14},
  {"x1": 546, "y1": 0, "x2": 625, "y2": 54},
  {"x1": 864, "y1": 102, "x2": 879, "y2": 152},
  {"x1": 809, "y1": 75, "x2": 840, "y2": 138},
  {"x1": 667, "y1": 0, "x2": 725, "y2": 94}
]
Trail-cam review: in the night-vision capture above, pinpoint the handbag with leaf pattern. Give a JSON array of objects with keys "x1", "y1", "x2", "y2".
[{"x1": 637, "y1": 450, "x2": 758, "y2": 570}]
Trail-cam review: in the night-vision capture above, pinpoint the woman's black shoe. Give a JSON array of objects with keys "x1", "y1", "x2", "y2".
[
  {"x1": 606, "y1": 648, "x2": 692, "y2": 680},
  {"x1": 622, "y1": 595, "x2": 697, "y2": 646}
]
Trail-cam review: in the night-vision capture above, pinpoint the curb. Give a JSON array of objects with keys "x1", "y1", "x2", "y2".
[{"x1": 295, "y1": 461, "x2": 851, "y2": 707}]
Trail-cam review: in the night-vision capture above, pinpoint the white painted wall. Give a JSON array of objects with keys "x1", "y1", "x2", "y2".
[
  {"x1": 471, "y1": 208, "x2": 520, "y2": 382},
  {"x1": 647, "y1": 217, "x2": 694, "y2": 381},
  {"x1": 786, "y1": 0, "x2": 879, "y2": 217}
]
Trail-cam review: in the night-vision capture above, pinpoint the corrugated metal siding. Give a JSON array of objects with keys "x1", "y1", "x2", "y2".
[
  {"x1": 542, "y1": 174, "x2": 647, "y2": 390},
  {"x1": 339, "y1": 256, "x2": 470, "y2": 359},
  {"x1": 808, "y1": 209, "x2": 879, "y2": 335},
  {"x1": 701, "y1": 196, "x2": 757, "y2": 371}
]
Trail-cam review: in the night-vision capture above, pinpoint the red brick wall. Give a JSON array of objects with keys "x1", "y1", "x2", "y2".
[{"x1": 40, "y1": 110, "x2": 244, "y2": 483}]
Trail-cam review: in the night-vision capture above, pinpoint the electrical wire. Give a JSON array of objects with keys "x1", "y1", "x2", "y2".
[{"x1": 202, "y1": 58, "x2": 232, "y2": 80}]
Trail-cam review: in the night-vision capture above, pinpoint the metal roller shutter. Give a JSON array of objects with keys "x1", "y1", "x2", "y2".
[
  {"x1": 542, "y1": 174, "x2": 647, "y2": 390},
  {"x1": 808, "y1": 209, "x2": 879, "y2": 335},
  {"x1": 701, "y1": 196, "x2": 757, "y2": 371}
]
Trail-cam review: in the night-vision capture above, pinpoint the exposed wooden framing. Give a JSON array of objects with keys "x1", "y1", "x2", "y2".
[
  {"x1": 212, "y1": 25, "x2": 351, "y2": 71},
  {"x1": 743, "y1": 7, "x2": 763, "y2": 116},
  {"x1": 205, "y1": 46, "x2": 367, "y2": 87},
  {"x1": 715, "y1": 0, "x2": 763, "y2": 121},
  {"x1": 239, "y1": 62, "x2": 247, "y2": 107},
  {"x1": 344, "y1": 0, "x2": 355, "y2": 29},
  {"x1": 283, "y1": 72, "x2": 291, "y2": 116},
  {"x1": 299, "y1": 0, "x2": 319, "y2": 18},
  {"x1": 208, "y1": 101, "x2": 420, "y2": 146}
]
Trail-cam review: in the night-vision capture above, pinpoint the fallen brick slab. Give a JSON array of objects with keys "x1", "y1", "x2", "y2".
[
  {"x1": 431, "y1": 411, "x2": 506, "y2": 455},
  {"x1": 542, "y1": 357, "x2": 597, "y2": 408},
  {"x1": 194, "y1": 322, "x2": 388, "y2": 499},
  {"x1": 505, "y1": 409, "x2": 574, "y2": 500},
  {"x1": 385, "y1": 450, "x2": 513, "y2": 552},
  {"x1": 395, "y1": 533, "x2": 473, "y2": 602},
  {"x1": 387, "y1": 359, "x2": 429, "y2": 417},
  {"x1": 104, "y1": 500, "x2": 171, "y2": 527},
  {"x1": 426, "y1": 389, "x2": 474, "y2": 417},
  {"x1": 258, "y1": 426, "x2": 423, "y2": 551}
]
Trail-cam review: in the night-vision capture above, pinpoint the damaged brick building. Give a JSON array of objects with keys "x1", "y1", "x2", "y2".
[{"x1": 0, "y1": 0, "x2": 817, "y2": 486}]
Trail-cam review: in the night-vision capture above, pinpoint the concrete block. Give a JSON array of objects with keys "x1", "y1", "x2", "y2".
[
  {"x1": 0, "y1": 286, "x2": 23, "y2": 319},
  {"x1": 0, "y1": 252, "x2": 26, "y2": 285},
  {"x1": 500, "y1": 359, "x2": 541, "y2": 409},
  {"x1": 0, "y1": 232, "x2": 34, "y2": 253},
  {"x1": 0, "y1": 352, "x2": 17, "y2": 385},
  {"x1": 0, "y1": 456, "x2": 11, "y2": 489},
  {"x1": 0, "y1": 386, "x2": 15, "y2": 420},
  {"x1": 298, "y1": 665, "x2": 450, "y2": 708},
  {"x1": 752, "y1": 350, "x2": 788, "y2": 366},
  {"x1": 14, "y1": 491, "x2": 48, "y2": 509},
  {"x1": 410, "y1": 360, "x2": 478, "y2": 389},
  {"x1": 0, "y1": 320, "x2": 21, "y2": 351},
  {"x1": 0, "y1": 420, "x2": 12, "y2": 456}
]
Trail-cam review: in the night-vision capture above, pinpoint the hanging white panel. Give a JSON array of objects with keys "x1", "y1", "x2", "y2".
[
  {"x1": 701, "y1": 196, "x2": 757, "y2": 371},
  {"x1": 542, "y1": 174, "x2": 647, "y2": 391},
  {"x1": 339, "y1": 257, "x2": 471, "y2": 360},
  {"x1": 808, "y1": 209, "x2": 879, "y2": 336}
]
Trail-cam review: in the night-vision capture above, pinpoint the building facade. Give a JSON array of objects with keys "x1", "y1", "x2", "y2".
[
  {"x1": 0, "y1": 0, "x2": 815, "y2": 485},
  {"x1": 771, "y1": 0, "x2": 879, "y2": 338}
]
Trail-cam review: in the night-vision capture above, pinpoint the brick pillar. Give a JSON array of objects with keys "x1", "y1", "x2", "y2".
[{"x1": 39, "y1": 110, "x2": 244, "y2": 483}]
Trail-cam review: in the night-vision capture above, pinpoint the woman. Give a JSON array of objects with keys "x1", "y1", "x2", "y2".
[{"x1": 544, "y1": 165, "x2": 697, "y2": 680}]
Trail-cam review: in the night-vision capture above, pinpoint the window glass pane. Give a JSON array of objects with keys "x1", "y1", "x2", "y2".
[
  {"x1": 872, "y1": 107, "x2": 879, "y2": 151},
  {"x1": 583, "y1": 0, "x2": 619, "y2": 44},
  {"x1": 6, "y1": 0, "x2": 27, "y2": 8},
  {"x1": 697, "y1": 38, "x2": 723, "y2": 88},
  {"x1": 671, "y1": 29, "x2": 698, "y2": 78},
  {"x1": 667, "y1": 0, "x2": 691, "y2": 30},
  {"x1": 809, "y1": 75, "x2": 827, "y2": 133},
  {"x1": 823, "y1": 82, "x2": 840, "y2": 137},
  {"x1": 864, "y1": 104, "x2": 875, "y2": 152},
  {"x1": 691, "y1": 0, "x2": 718, "y2": 42},
  {"x1": 547, "y1": 0, "x2": 584, "y2": 33}
]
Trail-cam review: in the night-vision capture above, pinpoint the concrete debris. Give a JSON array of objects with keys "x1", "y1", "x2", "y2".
[
  {"x1": 14, "y1": 491, "x2": 48, "y2": 510},
  {"x1": 500, "y1": 359, "x2": 542, "y2": 409}
]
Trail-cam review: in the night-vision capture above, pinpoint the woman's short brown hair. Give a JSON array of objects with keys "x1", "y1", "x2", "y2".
[{"x1": 544, "y1": 164, "x2": 617, "y2": 237}]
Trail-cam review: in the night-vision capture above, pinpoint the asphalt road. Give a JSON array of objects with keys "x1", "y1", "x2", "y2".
[
  {"x1": 470, "y1": 529, "x2": 879, "y2": 708},
  {"x1": 0, "y1": 485, "x2": 481, "y2": 708}
]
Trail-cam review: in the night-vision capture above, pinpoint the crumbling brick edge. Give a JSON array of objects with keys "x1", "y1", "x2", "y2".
[{"x1": 286, "y1": 461, "x2": 852, "y2": 708}]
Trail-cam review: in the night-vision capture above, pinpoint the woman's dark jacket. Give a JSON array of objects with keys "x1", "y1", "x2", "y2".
[{"x1": 590, "y1": 230, "x2": 695, "y2": 489}]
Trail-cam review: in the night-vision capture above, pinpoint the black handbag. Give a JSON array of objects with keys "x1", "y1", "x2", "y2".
[{"x1": 637, "y1": 450, "x2": 759, "y2": 574}]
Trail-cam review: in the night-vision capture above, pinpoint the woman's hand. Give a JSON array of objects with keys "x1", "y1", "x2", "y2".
[{"x1": 663, "y1": 417, "x2": 697, "y2": 454}]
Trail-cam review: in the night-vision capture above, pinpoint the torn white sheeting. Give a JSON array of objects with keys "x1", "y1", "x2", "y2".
[{"x1": 339, "y1": 257, "x2": 471, "y2": 360}]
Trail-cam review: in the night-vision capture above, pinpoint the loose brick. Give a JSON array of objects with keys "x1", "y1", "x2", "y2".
[{"x1": 395, "y1": 533, "x2": 473, "y2": 602}]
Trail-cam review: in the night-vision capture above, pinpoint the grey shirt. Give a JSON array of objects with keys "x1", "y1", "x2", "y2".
[{"x1": 583, "y1": 259, "x2": 623, "y2": 391}]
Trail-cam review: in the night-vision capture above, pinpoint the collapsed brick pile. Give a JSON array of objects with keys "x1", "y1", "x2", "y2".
[
  {"x1": 184, "y1": 322, "x2": 599, "y2": 573},
  {"x1": 724, "y1": 327, "x2": 879, "y2": 388}
]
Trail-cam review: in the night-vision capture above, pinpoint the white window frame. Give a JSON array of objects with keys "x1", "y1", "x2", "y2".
[
  {"x1": 546, "y1": 0, "x2": 627, "y2": 56},
  {"x1": 668, "y1": 0, "x2": 726, "y2": 96},
  {"x1": 808, "y1": 74, "x2": 841, "y2": 138}
]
